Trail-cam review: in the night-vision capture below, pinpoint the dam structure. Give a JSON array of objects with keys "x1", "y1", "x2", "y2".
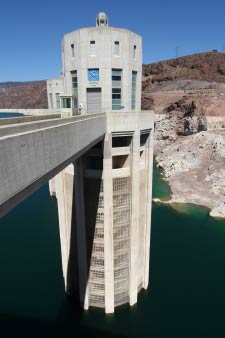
[{"x1": 0, "y1": 13, "x2": 154, "y2": 314}]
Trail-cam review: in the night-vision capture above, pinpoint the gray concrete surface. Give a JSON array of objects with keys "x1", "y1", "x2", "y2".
[
  {"x1": 0, "y1": 114, "x2": 106, "y2": 216},
  {"x1": 0, "y1": 114, "x2": 61, "y2": 126}
]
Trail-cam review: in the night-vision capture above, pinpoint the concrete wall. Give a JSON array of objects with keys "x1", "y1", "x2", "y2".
[
  {"x1": 60, "y1": 25, "x2": 142, "y2": 114},
  {"x1": 0, "y1": 114, "x2": 61, "y2": 127},
  {"x1": 106, "y1": 111, "x2": 154, "y2": 133},
  {"x1": 47, "y1": 77, "x2": 63, "y2": 111},
  {"x1": 49, "y1": 111, "x2": 154, "y2": 313}
]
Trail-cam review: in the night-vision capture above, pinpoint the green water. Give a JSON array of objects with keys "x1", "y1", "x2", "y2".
[
  {"x1": 152, "y1": 158, "x2": 171, "y2": 200},
  {"x1": 1, "y1": 159, "x2": 225, "y2": 337}
]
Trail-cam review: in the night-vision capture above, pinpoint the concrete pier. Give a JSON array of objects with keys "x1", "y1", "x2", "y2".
[{"x1": 49, "y1": 112, "x2": 154, "y2": 313}]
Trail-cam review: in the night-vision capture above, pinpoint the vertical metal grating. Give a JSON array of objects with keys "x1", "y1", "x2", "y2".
[{"x1": 113, "y1": 177, "x2": 131, "y2": 306}]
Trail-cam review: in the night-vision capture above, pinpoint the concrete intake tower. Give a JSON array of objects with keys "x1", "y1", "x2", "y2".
[{"x1": 47, "y1": 13, "x2": 154, "y2": 313}]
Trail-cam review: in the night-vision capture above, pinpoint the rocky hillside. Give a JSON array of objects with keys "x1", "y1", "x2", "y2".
[
  {"x1": 142, "y1": 51, "x2": 225, "y2": 114},
  {"x1": 155, "y1": 128, "x2": 225, "y2": 218},
  {"x1": 0, "y1": 81, "x2": 47, "y2": 109},
  {"x1": 1, "y1": 51, "x2": 225, "y2": 112},
  {"x1": 143, "y1": 51, "x2": 225, "y2": 90}
]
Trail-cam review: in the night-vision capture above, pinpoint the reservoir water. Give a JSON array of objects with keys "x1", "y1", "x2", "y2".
[
  {"x1": 1, "y1": 113, "x2": 225, "y2": 337},
  {"x1": 0, "y1": 112, "x2": 25, "y2": 118}
]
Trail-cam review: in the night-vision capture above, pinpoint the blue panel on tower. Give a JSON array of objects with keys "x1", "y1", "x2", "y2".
[{"x1": 88, "y1": 69, "x2": 99, "y2": 81}]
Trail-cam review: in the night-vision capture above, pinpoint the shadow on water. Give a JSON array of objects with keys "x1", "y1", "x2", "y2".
[
  {"x1": 0, "y1": 313, "x2": 127, "y2": 338},
  {"x1": 1, "y1": 158, "x2": 225, "y2": 337}
]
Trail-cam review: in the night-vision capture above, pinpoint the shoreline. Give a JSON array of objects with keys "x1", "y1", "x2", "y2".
[
  {"x1": 153, "y1": 142, "x2": 225, "y2": 219},
  {"x1": 152, "y1": 197, "x2": 225, "y2": 219}
]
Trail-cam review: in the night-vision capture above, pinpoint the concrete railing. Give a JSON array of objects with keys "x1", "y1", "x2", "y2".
[
  {"x1": 0, "y1": 113, "x2": 102, "y2": 138},
  {"x1": 0, "y1": 114, "x2": 61, "y2": 126}
]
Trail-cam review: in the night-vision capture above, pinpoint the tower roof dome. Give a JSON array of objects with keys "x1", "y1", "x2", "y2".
[{"x1": 96, "y1": 12, "x2": 108, "y2": 27}]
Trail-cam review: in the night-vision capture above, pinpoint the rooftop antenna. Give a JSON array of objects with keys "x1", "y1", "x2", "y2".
[{"x1": 175, "y1": 46, "x2": 179, "y2": 59}]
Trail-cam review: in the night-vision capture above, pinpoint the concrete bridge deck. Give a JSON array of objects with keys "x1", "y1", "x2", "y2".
[{"x1": 0, "y1": 113, "x2": 106, "y2": 216}]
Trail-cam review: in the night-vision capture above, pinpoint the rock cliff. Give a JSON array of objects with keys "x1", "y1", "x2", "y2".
[{"x1": 155, "y1": 129, "x2": 225, "y2": 218}]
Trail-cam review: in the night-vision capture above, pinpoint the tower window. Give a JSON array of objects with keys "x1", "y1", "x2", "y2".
[
  {"x1": 112, "y1": 69, "x2": 122, "y2": 110},
  {"x1": 131, "y1": 71, "x2": 137, "y2": 110},
  {"x1": 90, "y1": 41, "x2": 96, "y2": 56},
  {"x1": 61, "y1": 98, "x2": 71, "y2": 109},
  {"x1": 71, "y1": 44, "x2": 75, "y2": 58},
  {"x1": 133, "y1": 45, "x2": 137, "y2": 59},
  {"x1": 56, "y1": 93, "x2": 60, "y2": 108},
  {"x1": 71, "y1": 70, "x2": 78, "y2": 91},
  {"x1": 71, "y1": 70, "x2": 78, "y2": 111},
  {"x1": 114, "y1": 41, "x2": 120, "y2": 56},
  {"x1": 49, "y1": 94, "x2": 53, "y2": 108}
]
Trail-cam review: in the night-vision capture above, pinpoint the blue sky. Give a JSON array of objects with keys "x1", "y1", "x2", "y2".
[{"x1": 1, "y1": 0, "x2": 225, "y2": 81}]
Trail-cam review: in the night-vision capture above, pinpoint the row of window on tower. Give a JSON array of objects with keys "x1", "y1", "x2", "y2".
[
  {"x1": 111, "y1": 69, "x2": 137, "y2": 110},
  {"x1": 49, "y1": 69, "x2": 137, "y2": 111},
  {"x1": 70, "y1": 42, "x2": 137, "y2": 59}
]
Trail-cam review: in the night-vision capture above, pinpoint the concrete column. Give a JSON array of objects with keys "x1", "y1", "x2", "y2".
[
  {"x1": 143, "y1": 129, "x2": 154, "y2": 289},
  {"x1": 74, "y1": 158, "x2": 89, "y2": 309},
  {"x1": 55, "y1": 167, "x2": 73, "y2": 291},
  {"x1": 129, "y1": 129, "x2": 140, "y2": 305},
  {"x1": 103, "y1": 133, "x2": 115, "y2": 313}
]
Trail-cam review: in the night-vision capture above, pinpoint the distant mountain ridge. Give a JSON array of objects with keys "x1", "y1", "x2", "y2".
[
  {"x1": 0, "y1": 81, "x2": 42, "y2": 90},
  {"x1": 1, "y1": 51, "x2": 225, "y2": 110},
  {"x1": 0, "y1": 81, "x2": 47, "y2": 109}
]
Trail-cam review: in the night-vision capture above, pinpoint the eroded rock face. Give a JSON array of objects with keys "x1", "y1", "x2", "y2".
[
  {"x1": 197, "y1": 115, "x2": 208, "y2": 132},
  {"x1": 154, "y1": 114, "x2": 179, "y2": 141},
  {"x1": 205, "y1": 168, "x2": 225, "y2": 218},
  {"x1": 155, "y1": 130, "x2": 225, "y2": 218},
  {"x1": 183, "y1": 114, "x2": 207, "y2": 135},
  {"x1": 154, "y1": 112, "x2": 207, "y2": 143},
  {"x1": 211, "y1": 136, "x2": 225, "y2": 160}
]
